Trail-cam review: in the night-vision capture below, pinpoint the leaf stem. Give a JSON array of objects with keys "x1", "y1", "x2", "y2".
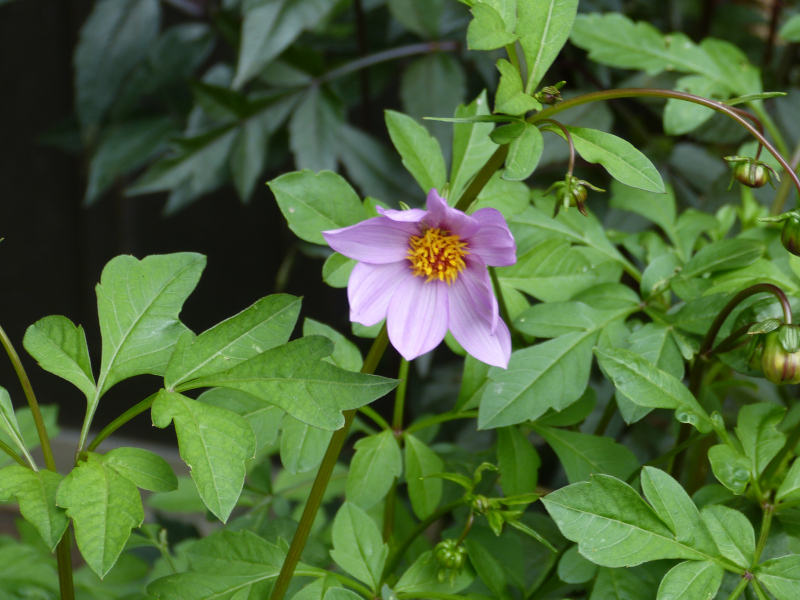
[
  {"x1": 454, "y1": 145, "x2": 510, "y2": 212},
  {"x1": 381, "y1": 499, "x2": 467, "y2": 583},
  {"x1": 359, "y1": 405, "x2": 391, "y2": 431},
  {"x1": 384, "y1": 358, "x2": 409, "y2": 543},
  {"x1": 753, "y1": 502, "x2": 774, "y2": 565},
  {"x1": 0, "y1": 438, "x2": 28, "y2": 467},
  {"x1": 751, "y1": 578, "x2": 771, "y2": 600},
  {"x1": 725, "y1": 577, "x2": 750, "y2": 600},
  {"x1": 593, "y1": 395, "x2": 617, "y2": 437},
  {"x1": 539, "y1": 119, "x2": 575, "y2": 176},
  {"x1": 404, "y1": 411, "x2": 479, "y2": 436},
  {"x1": 528, "y1": 88, "x2": 800, "y2": 199},
  {"x1": 270, "y1": 325, "x2": 389, "y2": 600},
  {"x1": 87, "y1": 393, "x2": 158, "y2": 453}
]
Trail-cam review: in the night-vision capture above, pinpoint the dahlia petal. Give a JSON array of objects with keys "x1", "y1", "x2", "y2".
[
  {"x1": 376, "y1": 206, "x2": 428, "y2": 223},
  {"x1": 323, "y1": 218, "x2": 418, "y2": 264},
  {"x1": 449, "y1": 270, "x2": 511, "y2": 368},
  {"x1": 462, "y1": 255, "x2": 499, "y2": 332},
  {"x1": 466, "y1": 208, "x2": 517, "y2": 267},
  {"x1": 348, "y1": 261, "x2": 410, "y2": 326},
  {"x1": 387, "y1": 276, "x2": 448, "y2": 361},
  {"x1": 425, "y1": 189, "x2": 480, "y2": 238}
]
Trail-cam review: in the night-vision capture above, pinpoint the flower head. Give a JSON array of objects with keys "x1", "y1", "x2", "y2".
[{"x1": 322, "y1": 190, "x2": 516, "y2": 368}]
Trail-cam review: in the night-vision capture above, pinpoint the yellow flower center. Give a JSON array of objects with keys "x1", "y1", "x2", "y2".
[{"x1": 407, "y1": 228, "x2": 469, "y2": 285}]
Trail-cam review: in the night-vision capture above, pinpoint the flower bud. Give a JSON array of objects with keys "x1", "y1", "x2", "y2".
[
  {"x1": 433, "y1": 540, "x2": 466, "y2": 570},
  {"x1": 761, "y1": 330, "x2": 800, "y2": 385},
  {"x1": 782, "y1": 214, "x2": 800, "y2": 256},
  {"x1": 725, "y1": 156, "x2": 780, "y2": 190}
]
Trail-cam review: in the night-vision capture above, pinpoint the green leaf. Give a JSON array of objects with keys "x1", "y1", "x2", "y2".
[
  {"x1": 536, "y1": 388, "x2": 596, "y2": 427},
  {"x1": 280, "y1": 414, "x2": 333, "y2": 474},
  {"x1": 708, "y1": 444, "x2": 751, "y2": 495},
  {"x1": 269, "y1": 170, "x2": 367, "y2": 246},
  {"x1": 680, "y1": 239, "x2": 764, "y2": 279},
  {"x1": 497, "y1": 426, "x2": 540, "y2": 496},
  {"x1": 24, "y1": 315, "x2": 96, "y2": 401},
  {"x1": 147, "y1": 475, "x2": 206, "y2": 514},
  {"x1": 387, "y1": 0, "x2": 442, "y2": 38},
  {"x1": 289, "y1": 86, "x2": 344, "y2": 172},
  {"x1": 322, "y1": 253, "x2": 356, "y2": 289},
  {"x1": 233, "y1": 0, "x2": 337, "y2": 88},
  {"x1": 494, "y1": 60, "x2": 540, "y2": 116},
  {"x1": 151, "y1": 391, "x2": 256, "y2": 522},
  {"x1": 180, "y1": 336, "x2": 399, "y2": 431},
  {"x1": 534, "y1": 426, "x2": 638, "y2": 484},
  {"x1": 95, "y1": 252, "x2": 206, "y2": 395},
  {"x1": 394, "y1": 550, "x2": 475, "y2": 594},
  {"x1": 664, "y1": 75, "x2": 726, "y2": 135},
  {"x1": 292, "y1": 576, "x2": 340, "y2": 600},
  {"x1": 557, "y1": 545, "x2": 597, "y2": 584},
  {"x1": 347, "y1": 430, "x2": 402, "y2": 510},
  {"x1": 594, "y1": 347, "x2": 713, "y2": 433},
  {"x1": 74, "y1": 0, "x2": 161, "y2": 135},
  {"x1": 755, "y1": 555, "x2": 800, "y2": 600},
  {"x1": 164, "y1": 294, "x2": 301, "y2": 389},
  {"x1": 385, "y1": 110, "x2": 447, "y2": 194},
  {"x1": 514, "y1": 301, "x2": 610, "y2": 338},
  {"x1": 99, "y1": 447, "x2": 178, "y2": 492},
  {"x1": 557, "y1": 126, "x2": 665, "y2": 193},
  {"x1": 0, "y1": 544, "x2": 58, "y2": 596},
  {"x1": 230, "y1": 112, "x2": 270, "y2": 203},
  {"x1": 700, "y1": 505, "x2": 755, "y2": 568},
  {"x1": 467, "y1": 3, "x2": 517, "y2": 50},
  {"x1": 777, "y1": 459, "x2": 800, "y2": 502},
  {"x1": 56, "y1": 453, "x2": 144, "y2": 578},
  {"x1": 331, "y1": 502, "x2": 388, "y2": 591},
  {"x1": 324, "y1": 588, "x2": 362, "y2": 600},
  {"x1": 517, "y1": 0, "x2": 579, "y2": 93},
  {"x1": 735, "y1": 403, "x2": 786, "y2": 479},
  {"x1": 543, "y1": 475, "x2": 713, "y2": 567},
  {"x1": 609, "y1": 180, "x2": 677, "y2": 242},
  {"x1": 0, "y1": 466, "x2": 67, "y2": 551},
  {"x1": 85, "y1": 117, "x2": 177, "y2": 205},
  {"x1": 479, "y1": 330, "x2": 598, "y2": 429},
  {"x1": 503, "y1": 124, "x2": 545, "y2": 181},
  {"x1": 404, "y1": 433, "x2": 444, "y2": 519},
  {"x1": 628, "y1": 323, "x2": 685, "y2": 380},
  {"x1": 640, "y1": 467, "x2": 719, "y2": 557},
  {"x1": 199, "y1": 388, "x2": 283, "y2": 452},
  {"x1": 591, "y1": 566, "x2": 658, "y2": 600},
  {"x1": 0, "y1": 387, "x2": 31, "y2": 463},
  {"x1": 780, "y1": 14, "x2": 800, "y2": 42},
  {"x1": 464, "y1": 538, "x2": 508, "y2": 599},
  {"x1": 303, "y1": 319, "x2": 363, "y2": 372},
  {"x1": 657, "y1": 560, "x2": 724, "y2": 600}
]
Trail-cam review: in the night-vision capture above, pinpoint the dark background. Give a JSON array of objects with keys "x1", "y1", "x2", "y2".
[{"x1": 0, "y1": 0, "x2": 348, "y2": 442}]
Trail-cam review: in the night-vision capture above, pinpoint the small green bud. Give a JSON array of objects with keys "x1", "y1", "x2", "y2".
[
  {"x1": 545, "y1": 175, "x2": 604, "y2": 217},
  {"x1": 433, "y1": 539, "x2": 467, "y2": 584},
  {"x1": 534, "y1": 81, "x2": 565, "y2": 105},
  {"x1": 471, "y1": 495, "x2": 491, "y2": 514},
  {"x1": 725, "y1": 156, "x2": 780, "y2": 189},
  {"x1": 761, "y1": 329, "x2": 800, "y2": 385},
  {"x1": 782, "y1": 214, "x2": 800, "y2": 256}
]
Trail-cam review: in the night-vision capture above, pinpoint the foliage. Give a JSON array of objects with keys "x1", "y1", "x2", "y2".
[{"x1": 2, "y1": 1, "x2": 800, "y2": 600}]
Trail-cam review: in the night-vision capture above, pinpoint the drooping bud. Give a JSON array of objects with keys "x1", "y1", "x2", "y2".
[
  {"x1": 760, "y1": 328, "x2": 800, "y2": 385},
  {"x1": 544, "y1": 175, "x2": 604, "y2": 217},
  {"x1": 725, "y1": 156, "x2": 780, "y2": 189}
]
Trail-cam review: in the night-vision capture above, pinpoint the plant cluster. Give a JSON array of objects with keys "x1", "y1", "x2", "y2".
[{"x1": 2, "y1": 1, "x2": 800, "y2": 600}]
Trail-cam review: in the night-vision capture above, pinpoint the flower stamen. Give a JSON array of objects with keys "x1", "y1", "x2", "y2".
[{"x1": 407, "y1": 228, "x2": 469, "y2": 285}]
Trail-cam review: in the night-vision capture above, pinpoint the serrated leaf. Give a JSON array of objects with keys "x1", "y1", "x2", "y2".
[
  {"x1": 640, "y1": 467, "x2": 719, "y2": 557},
  {"x1": 517, "y1": 0, "x2": 578, "y2": 93},
  {"x1": 735, "y1": 403, "x2": 786, "y2": 479},
  {"x1": 543, "y1": 475, "x2": 716, "y2": 567},
  {"x1": 535, "y1": 426, "x2": 638, "y2": 484},
  {"x1": 494, "y1": 60, "x2": 540, "y2": 116},
  {"x1": 594, "y1": 347, "x2": 713, "y2": 433},
  {"x1": 57, "y1": 454, "x2": 144, "y2": 578},
  {"x1": 331, "y1": 502, "x2": 387, "y2": 590},
  {"x1": 347, "y1": 430, "x2": 402, "y2": 510},
  {"x1": 99, "y1": 447, "x2": 178, "y2": 492},
  {"x1": 497, "y1": 426, "x2": 540, "y2": 496},
  {"x1": 74, "y1": 0, "x2": 161, "y2": 136},
  {"x1": 0, "y1": 466, "x2": 68, "y2": 551},
  {"x1": 657, "y1": 560, "x2": 723, "y2": 600},
  {"x1": 701, "y1": 505, "x2": 755, "y2": 568},
  {"x1": 404, "y1": 433, "x2": 444, "y2": 519},
  {"x1": 467, "y1": 3, "x2": 517, "y2": 50},
  {"x1": 385, "y1": 110, "x2": 447, "y2": 195},
  {"x1": 179, "y1": 336, "x2": 398, "y2": 431},
  {"x1": 164, "y1": 294, "x2": 301, "y2": 389},
  {"x1": 556, "y1": 126, "x2": 665, "y2": 193},
  {"x1": 151, "y1": 391, "x2": 256, "y2": 521},
  {"x1": 269, "y1": 170, "x2": 367, "y2": 246},
  {"x1": 95, "y1": 252, "x2": 206, "y2": 396},
  {"x1": 24, "y1": 316, "x2": 96, "y2": 401},
  {"x1": 755, "y1": 555, "x2": 800, "y2": 600},
  {"x1": 233, "y1": 0, "x2": 337, "y2": 89}
]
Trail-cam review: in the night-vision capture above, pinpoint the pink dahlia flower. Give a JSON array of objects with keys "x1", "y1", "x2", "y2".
[{"x1": 322, "y1": 190, "x2": 516, "y2": 368}]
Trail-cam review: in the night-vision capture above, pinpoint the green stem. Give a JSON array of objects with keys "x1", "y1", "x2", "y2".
[
  {"x1": 505, "y1": 43, "x2": 520, "y2": 71},
  {"x1": 359, "y1": 405, "x2": 391, "y2": 431},
  {"x1": 384, "y1": 358, "x2": 409, "y2": 543},
  {"x1": 539, "y1": 119, "x2": 575, "y2": 176},
  {"x1": 319, "y1": 41, "x2": 459, "y2": 85},
  {"x1": 382, "y1": 499, "x2": 466, "y2": 583},
  {"x1": 753, "y1": 502, "x2": 774, "y2": 564},
  {"x1": 770, "y1": 139, "x2": 800, "y2": 215},
  {"x1": 87, "y1": 393, "x2": 158, "y2": 453},
  {"x1": 404, "y1": 411, "x2": 479, "y2": 436},
  {"x1": 295, "y1": 567, "x2": 374, "y2": 598},
  {"x1": 529, "y1": 89, "x2": 800, "y2": 198},
  {"x1": 0, "y1": 325, "x2": 75, "y2": 600},
  {"x1": 0, "y1": 438, "x2": 29, "y2": 468},
  {"x1": 751, "y1": 579, "x2": 771, "y2": 600},
  {"x1": 725, "y1": 577, "x2": 750, "y2": 600},
  {"x1": 593, "y1": 395, "x2": 617, "y2": 437},
  {"x1": 455, "y1": 512, "x2": 474, "y2": 546},
  {"x1": 270, "y1": 325, "x2": 389, "y2": 600},
  {"x1": 454, "y1": 145, "x2": 509, "y2": 212}
]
